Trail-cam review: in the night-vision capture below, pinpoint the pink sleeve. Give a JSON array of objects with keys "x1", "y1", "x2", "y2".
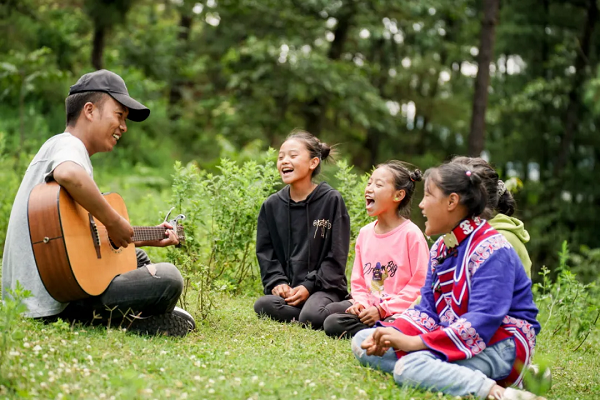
[
  {"x1": 378, "y1": 233, "x2": 429, "y2": 317},
  {"x1": 350, "y1": 233, "x2": 371, "y2": 308}
]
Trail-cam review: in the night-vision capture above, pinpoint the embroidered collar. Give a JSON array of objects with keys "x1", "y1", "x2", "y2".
[{"x1": 442, "y1": 217, "x2": 483, "y2": 249}]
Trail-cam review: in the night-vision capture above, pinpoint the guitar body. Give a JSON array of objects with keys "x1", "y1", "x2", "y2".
[{"x1": 28, "y1": 182, "x2": 137, "y2": 303}]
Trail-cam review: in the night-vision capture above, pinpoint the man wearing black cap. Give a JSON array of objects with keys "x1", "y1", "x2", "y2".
[{"x1": 1, "y1": 70, "x2": 195, "y2": 336}]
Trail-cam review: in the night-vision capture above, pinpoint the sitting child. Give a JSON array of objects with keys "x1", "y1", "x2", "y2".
[
  {"x1": 253, "y1": 131, "x2": 350, "y2": 330},
  {"x1": 323, "y1": 161, "x2": 429, "y2": 338}
]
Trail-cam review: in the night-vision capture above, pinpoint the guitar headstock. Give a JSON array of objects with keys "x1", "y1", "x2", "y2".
[{"x1": 167, "y1": 213, "x2": 186, "y2": 245}]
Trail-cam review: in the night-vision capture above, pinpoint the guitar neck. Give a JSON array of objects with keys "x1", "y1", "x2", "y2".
[{"x1": 132, "y1": 226, "x2": 181, "y2": 242}]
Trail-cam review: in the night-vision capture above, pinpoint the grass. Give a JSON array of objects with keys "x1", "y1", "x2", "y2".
[{"x1": 0, "y1": 296, "x2": 598, "y2": 400}]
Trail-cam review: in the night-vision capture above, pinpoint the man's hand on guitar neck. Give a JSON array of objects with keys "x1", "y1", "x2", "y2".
[
  {"x1": 134, "y1": 222, "x2": 180, "y2": 248},
  {"x1": 53, "y1": 161, "x2": 134, "y2": 248}
]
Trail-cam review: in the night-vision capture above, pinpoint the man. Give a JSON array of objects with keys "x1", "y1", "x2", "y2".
[{"x1": 2, "y1": 69, "x2": 195, "y2": 336}]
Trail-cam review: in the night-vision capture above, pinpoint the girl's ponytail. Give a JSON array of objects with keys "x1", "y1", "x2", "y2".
[
  {"x1": 496, "y1": 181, "x2": 516, "y2": 216},
  {"x1": 409, "y1": 169, "x2": 423, "y2": 183},
  {"x1": 319, "y1": 141, "x2": 333, "y2": 162}
]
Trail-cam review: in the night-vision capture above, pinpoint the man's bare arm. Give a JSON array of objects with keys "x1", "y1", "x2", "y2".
[{"x1": 52, "y1": 161, "x2": 133, "y2": 248}]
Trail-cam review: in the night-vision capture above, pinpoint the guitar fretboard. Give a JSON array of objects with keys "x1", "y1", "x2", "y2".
[{"x1": 132, "y1": 226, "x2": 183, "y2": 242}]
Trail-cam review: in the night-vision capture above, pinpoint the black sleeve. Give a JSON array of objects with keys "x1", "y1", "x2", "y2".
[
  {"x1": 256, "y1": 203, "x2": 289, "y2": 294},
  {"x1": 302, "y1": 194, "x2": 350, "y2": 294}
]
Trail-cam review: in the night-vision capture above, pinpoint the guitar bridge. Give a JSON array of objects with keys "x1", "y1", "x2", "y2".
[{"x1": 88, "y1": 214, "x2": 102, "y2": 259}]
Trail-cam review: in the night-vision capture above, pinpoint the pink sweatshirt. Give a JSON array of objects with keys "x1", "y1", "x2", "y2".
[{"x1": 351, "y1": 219, "x2": 429, "y2": 318}]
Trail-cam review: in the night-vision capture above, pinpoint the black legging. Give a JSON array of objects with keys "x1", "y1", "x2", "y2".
[
  {"x1": 323, "y1": 300, "x2": 397, "y2": 338},
  {"x1": 254, "y1": 291, "x2": 347, "y2": 330}
]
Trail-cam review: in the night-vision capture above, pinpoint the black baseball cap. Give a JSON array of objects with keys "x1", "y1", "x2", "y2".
[{"x1": 68, "y1": 69, "x2": 150, "y2": 122}]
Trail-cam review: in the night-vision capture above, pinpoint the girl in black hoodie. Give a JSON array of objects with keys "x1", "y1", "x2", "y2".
[{"x1": 253, "y1": 131, "x2": 350, "y2": 329}]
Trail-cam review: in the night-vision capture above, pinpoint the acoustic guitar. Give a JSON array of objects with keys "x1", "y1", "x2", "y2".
[{"x1": 27, "y1": 181, "x2": 185, "y2": 303}]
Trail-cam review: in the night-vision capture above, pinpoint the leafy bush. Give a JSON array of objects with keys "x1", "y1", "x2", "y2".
[
  {"x1": 0, "y1": 282, "x2": 31, "y2": 381},
  {"x1": 167, "y1": 150, "x2": 280, "y2": 319},
  {"x1": 534, "y1": 241, "x2": 600, "y2": 351}
]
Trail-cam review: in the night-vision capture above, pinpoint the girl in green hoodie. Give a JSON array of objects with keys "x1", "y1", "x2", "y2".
[{"x1": 452, "y1": 157, "x2": 532, "y2": 278}]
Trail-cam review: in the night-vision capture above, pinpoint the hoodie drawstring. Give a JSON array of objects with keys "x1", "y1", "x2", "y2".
[
  {"x1": 285, "y1": 186, "x2": 292, "y2": 283},
  {"x1": 306, "y1": 202, "x2": 311, "y2": 272}
]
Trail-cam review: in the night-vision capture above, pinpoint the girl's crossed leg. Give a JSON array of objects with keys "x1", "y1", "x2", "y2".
[{"x1": 352, "y1": 328, "x2": 516, "y2": 400}]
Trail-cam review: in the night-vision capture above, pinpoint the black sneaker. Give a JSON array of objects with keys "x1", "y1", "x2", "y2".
[{"x1": 126, "y1": 307, "x2": 196, "y2": 337}]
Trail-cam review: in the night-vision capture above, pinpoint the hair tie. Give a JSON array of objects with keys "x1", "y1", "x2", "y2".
[
  {"x1": 409, "y1": 176, "x2": 415, "y2": 182},
  {"x1": 466, "y1": 170, "x2": 472, "y2": 177},
  {"x1": 497, "y1": 180, "x2": 507, "y2": 197}
]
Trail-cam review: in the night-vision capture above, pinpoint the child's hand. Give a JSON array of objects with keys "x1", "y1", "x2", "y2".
[
  {"x1": 272, "y1": 284, "x2": 292, "y2": 298},
  {"x1": 361, "y1": 333, "x2": 389, "y2": 356},
  {"x1": 359, "y1": 306, "x2": 381, "y2": 326},
  {"x1": 285, "y1": 285, "x2": 309, "y2": 306},
  {"x1": 371, "y1": 327, "x2": 426, "y2": 353},
  {"x1": 345, "y1": 303, "x2": 365, "y2": 316}
]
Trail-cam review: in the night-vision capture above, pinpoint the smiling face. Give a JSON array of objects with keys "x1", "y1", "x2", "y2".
[
  {"x1": 89, "y1": 96, "x2": 129, "y2": 154},
  {"x1": 419, "y1": 176, "x2": 454, "y2": 236},
  {"x1": 277, "y1": 139, "x2": 319, "y2": 185},
  {"x1": 364, "y1": 166, "x2": 404, "y2": 217}
]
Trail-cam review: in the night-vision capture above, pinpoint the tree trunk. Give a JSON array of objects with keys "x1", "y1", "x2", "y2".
[
  {"x1": 540, "y1": 0, "x2": 550, "y2": 179},
  {"x1": 467, "y1": 0, "x2": 500, "y2": 157},
  {"x1": 364, "y1": 38, "x2": 387, "y2": 167},
  {"x1": 91, "y1": 24, "x2": 106, "y2": 70},
  {"x1": 302, "y1": 2, "x2": 356, "y2": 134},
  {"x1": 169, "y1": 11, "x2": 194, "y2": 119},
  {"x1": 303, "y1": 98, "x2": 326, "y2": 134},
  {"x1": 553, "y1": 0, "x2": 598, "y2": 176},
  {"x1": 19, "y1": 75, "x2": 25, "y2": 150}
]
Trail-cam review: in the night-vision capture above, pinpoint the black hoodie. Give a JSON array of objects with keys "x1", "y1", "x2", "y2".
[{"x1": 256, "y1": 182, "x2": 350, "y2": 297}]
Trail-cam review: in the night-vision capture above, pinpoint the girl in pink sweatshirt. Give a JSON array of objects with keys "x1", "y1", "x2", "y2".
[{"x1": 323, "y1": 161, "x2": 430, "y2": 338}]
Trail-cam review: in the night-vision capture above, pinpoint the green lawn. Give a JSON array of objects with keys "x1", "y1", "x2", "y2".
[{"x1": 1, "y1": 296, "x2": 598, "y2": 399}]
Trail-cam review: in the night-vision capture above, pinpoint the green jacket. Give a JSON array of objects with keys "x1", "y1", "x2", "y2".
[{"x1": 489, "y1": 214, "x2": 532, "y2": 278}]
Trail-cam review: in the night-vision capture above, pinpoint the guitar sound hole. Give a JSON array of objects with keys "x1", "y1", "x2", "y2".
[{"x1": 108, "y1": 238, "x2": 121, "y2": 252}]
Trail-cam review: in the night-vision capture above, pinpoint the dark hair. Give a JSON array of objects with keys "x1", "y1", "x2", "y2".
[
  {"x1": 65, "y1": 91, "x2": 108, "y2": 127},
  {"x1": 424, "y1": 162, "x2": 488, "y2": 218},
  {"x1": 452, "y1": 156, "x2": 516, "y2": 218},
  {"x1": 285, "y1": 130, "x2": 335, "y2": 177},
  {"x1": 376, "y1": 161, "x2": 422, "y2": 219}
]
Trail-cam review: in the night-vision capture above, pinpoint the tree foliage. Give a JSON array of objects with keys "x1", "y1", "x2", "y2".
[{"x1": 0, "y1": 0, "x2": 599, "y2": 278}]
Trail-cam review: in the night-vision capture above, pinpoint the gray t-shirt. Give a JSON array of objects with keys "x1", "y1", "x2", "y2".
[{"x1": 2, "y1": 132, "x2": 93, "y2": 317}]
